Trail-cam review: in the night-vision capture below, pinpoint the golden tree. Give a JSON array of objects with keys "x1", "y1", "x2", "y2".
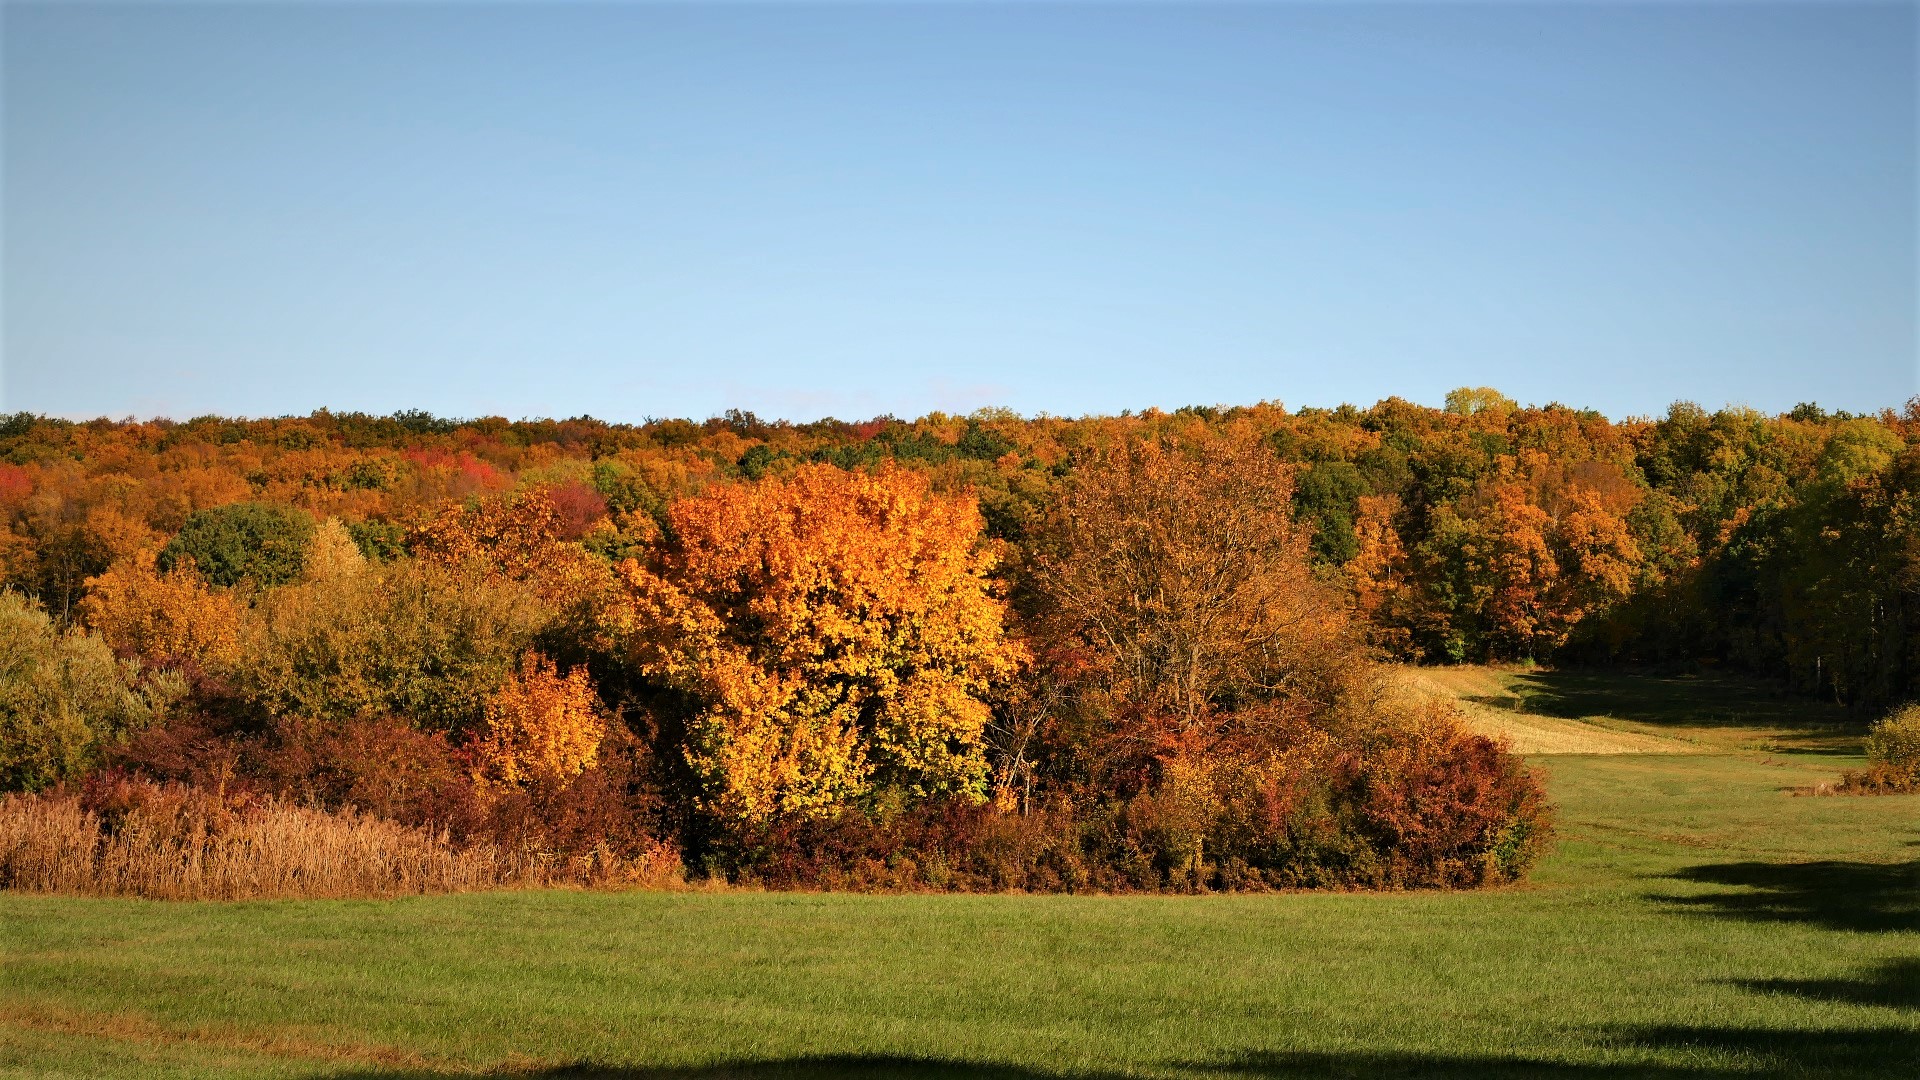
[
  {"x1": 619, "y1": 464, "x2": 1022, "y2": 824},
  {"x1": 302, "y1": 518, "x2": 367, "y2": 583},
  {"x1": 80, "y1": 555, "x2": 245, "y2": 669},
  {"x1": 471, "y1": 654, "x2": 607, "y2": 786},
  {"x1": 409, "y1": 490, "x2": 568, "y2": 577},
  {"x1": 1553, "y1": 488, "x2": 1642, "y2": 623},
  {"x1": 1481, "y1": 483, "x2": 1561, "y2": 653},
  {"x1": 1346, "y1": 494, "x2": 1414, "y2": 653}
]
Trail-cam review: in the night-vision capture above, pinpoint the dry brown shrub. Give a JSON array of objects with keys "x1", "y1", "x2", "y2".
[{"x1": 0, "y1": 781, "x2": 680, "y2": 900}]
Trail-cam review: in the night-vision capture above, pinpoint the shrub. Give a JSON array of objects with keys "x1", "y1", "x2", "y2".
[
  {"x1": 112, "y1": 703, "x2": 667, "y2": 872},
  {"x1": 234, "y1": 559, "x2": 542, "y2": 731},
  {"x1": 248, "y1": 713, "x2": 484, "y2": 830},
  {"x1": 719, "y1": 799, "x2": 1095, "y2": 893},
  {"x1": 472, "y1": 735, "x2": 664, "y2": 864},
  {"x1": 158, "y1": 502, "x2": 315, "y2": 588},
  {"x1": 0, "y1": 593, "x2": 157, "y2": 792},
  {"x1": 707, "y1": 712, "x2": 1551, "y2": 894},
  {"x1": 1864, "y1": 704, "x2": 1920, "y2": 777},
  {"x1": 1341, "y1": 715, "x2": 1553, "y2": 887},
  {"x1": 471, "y1": 655, "x2": 608, "y2": 787},
  {"x1": 1840, "y1": 703, "x2": 1920, "y2": 793}
]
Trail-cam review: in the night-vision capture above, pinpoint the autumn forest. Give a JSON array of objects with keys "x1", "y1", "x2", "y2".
[{"x1": 2, "y1": 390, "x2": 1916, "y2": 898}]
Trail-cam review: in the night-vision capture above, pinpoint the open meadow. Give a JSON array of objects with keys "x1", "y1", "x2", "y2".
[
  {"x1": 4, "y1": 668, "x2": 1914, "y2": 1080},
  {"x1": 10, "y1": 7, "x2": 1918, "y2": 1077}
]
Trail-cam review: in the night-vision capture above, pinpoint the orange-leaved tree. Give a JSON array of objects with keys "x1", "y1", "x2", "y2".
[
  {"x1": 409, "y1": 487, "x2": 618, "y2": 630},
  {"x1": 1345, "y1": 493, "x2": 1414, "y2": 654},
  {"x1": 80, "y1": 554, "x2": 245, "y2": 669},
  {"x1": 1030, "y1": 431, "x2": 1360, "y2": 737},
  {"x1": 618, "y1": 463, "x2": 1023, "y2": 825},
  {"x1": 471, "y1": 654, "x2": 608, "y2": 787},
  {"x1": 1412, "y1": 451, "x2": 1645, "y2": 660},
  {"x1": 409, "y1": 489, "x2": 571, "y2": 577}
]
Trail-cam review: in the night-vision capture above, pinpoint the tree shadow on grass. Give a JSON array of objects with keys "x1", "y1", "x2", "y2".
[
  {"x1": 315, "y1": 1023, "x2": 1920, "y2": 1080},
  {"x1": 331, "y1": 1063, "x2": 1072, "y2": 1080},
  {"x1": 1498, "y1": 670, "x2": 1849, "y2": 734},
  {"x1": 1203, "y1": 1024, "x2": 1916, "y2": 1077},
  {"x1": 1658, "y1": 859, "x2": 1919, "y2": 934},
  {"x1": 322, "y1": 1062, "x2": 1060, "y2": 1080},
  {"x1": 1733, "y1": 957, "x2": 1920, "y2": 1010}
]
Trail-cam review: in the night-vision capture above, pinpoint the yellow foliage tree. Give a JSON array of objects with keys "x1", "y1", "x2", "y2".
[
  {"x1": 84, "y1": 506, "x2": 164, "y2": 566},
  {"x1": 471, "y1": 654, "x2": 607, "y2": 786},
  {"x1": 80, "y1": 555, "x2": 244, "y2": 668},
  {"x1": 619, "y1": 464, "x2": 1022, "y2": 824},
  {"x1": 302, "y1": 518, "x2": 367, "y2": 583}
]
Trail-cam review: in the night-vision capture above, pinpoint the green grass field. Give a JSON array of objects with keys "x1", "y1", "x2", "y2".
[{"x1": 3, "y1": 669, "x2": 1916, "y2": 1079}]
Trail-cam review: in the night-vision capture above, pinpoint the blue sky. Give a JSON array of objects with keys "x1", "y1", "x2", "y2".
[{"x1": 3, "y1": 3, "x2": 1914, "y2": 423}]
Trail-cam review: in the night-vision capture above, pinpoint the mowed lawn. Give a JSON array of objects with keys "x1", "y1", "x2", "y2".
[{"x1": 3, "y1": 670, "x2": 1915, "y2": 1079}]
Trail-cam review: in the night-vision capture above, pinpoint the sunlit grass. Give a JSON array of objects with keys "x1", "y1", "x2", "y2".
[{"x1": 2, "y1": 672, "x2": 1914, "y2": 1079}]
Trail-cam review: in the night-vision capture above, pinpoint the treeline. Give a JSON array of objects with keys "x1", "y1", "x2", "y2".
[
  {"x1": 0, "y1": 389, "x2": 1910, "y2": 894},
  {"x1": 6, "y1": 391, "x2": 1916, "y2": 700}
]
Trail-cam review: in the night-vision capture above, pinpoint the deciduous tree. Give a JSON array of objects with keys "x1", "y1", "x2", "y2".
[
  {"x1": 472, "y1": 654, "x2": 608, "y2": 787},
  {"x1": 620, "y1": 464, "x2": 1022, "y2": 824}
]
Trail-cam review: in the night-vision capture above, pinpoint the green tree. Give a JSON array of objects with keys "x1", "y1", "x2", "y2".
[
  {"x1": 236, "y1": 560, "x2": 542, "y2": 731},
  {"x1": 158, "y1": 502, "x2": 315, "y2": 587},
  {"x1": 0, "y1": 592, "x2": 156, "y2": 791},
  {"x1": 1293, "y1": 461, "x2": 1368, "y2": 566}
]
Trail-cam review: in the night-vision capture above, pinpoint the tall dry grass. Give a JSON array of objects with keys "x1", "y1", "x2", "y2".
[{"x1": 0, "y1": 783, "x2": 679, "y2": 900}]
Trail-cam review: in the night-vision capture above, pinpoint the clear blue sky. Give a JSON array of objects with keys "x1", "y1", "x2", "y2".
[{"x1": 3, "y1": 3, "x2": 1914, "y2": 423}]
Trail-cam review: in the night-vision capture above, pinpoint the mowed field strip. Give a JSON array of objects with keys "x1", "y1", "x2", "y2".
[{"x1": 1405, "y1": 667, "x2": 1702, "y2": 754}]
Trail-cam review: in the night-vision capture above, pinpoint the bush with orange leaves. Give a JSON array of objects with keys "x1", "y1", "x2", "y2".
[
  {"x1": 471, "y1": 655, "x2": 608, "y2": 788},
  {"x1": 618, "y1": 464, "x2": 1024, "y2": 826},
  {"x1": 409, "y1": 487, "x2": 621, "y2": 647},
  {"x1": 80, "y1": 555, "x2": 245, "y2": 669}
]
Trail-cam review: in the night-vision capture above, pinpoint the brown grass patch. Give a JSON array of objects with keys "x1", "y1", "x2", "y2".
[{"x1": 0, "y1": 1001, "x2": 460, "y2": 1071}]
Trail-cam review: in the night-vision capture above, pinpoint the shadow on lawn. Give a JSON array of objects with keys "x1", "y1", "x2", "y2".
[
  {"x1": 1734, "y1": 957, "x2": 1920, "y2": 1010},
  {"x1": 318, "y1": 1025, "x2": 1919, "y2": 1080},
  {"x1": 1491, "y1": 670, "x2": 1849, "y2": 733},
  {"x1": 1205, "y1": 1024, "x2": 1916, "y2": 1077},
  {"x1": 1659, "y1": 858, "x2": 1920, "y2": 934}
]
